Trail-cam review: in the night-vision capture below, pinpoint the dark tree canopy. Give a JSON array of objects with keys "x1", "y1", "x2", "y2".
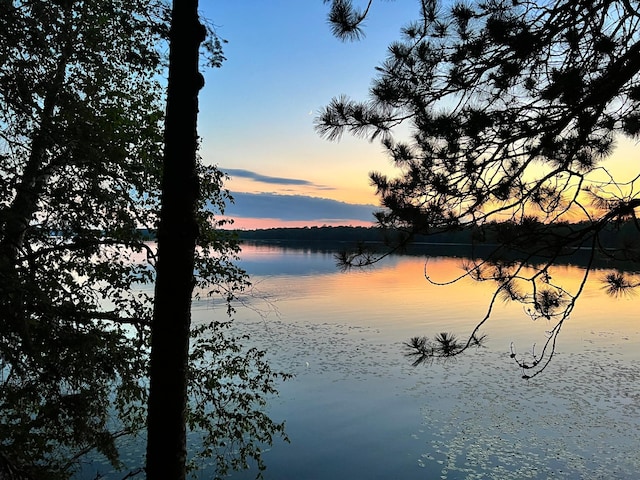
[
  {"x1": 0, "y1": 2, "x2": 166, "y2": 475},
  {"x1": 319, "y1": 0, "x2": 640, "y2": 377},
  {"x1": 0, "y1": 1, "x2": 286, "y2": 477}
]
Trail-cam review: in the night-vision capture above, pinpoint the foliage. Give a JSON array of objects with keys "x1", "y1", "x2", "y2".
[
  {"x1": 0, "y1": 0, "x2": 286, "y2": 477},
  {"x1": 0, "y1": 1, "x2": 165, "y2": 476},
  {"x1": 164, "y1": 164, "x2": 290, "y2": 480},
  {"x1": 319, "y1": 0, "x2": 640, "y2": 377},
  {"x1": 188, "y1": 320, "x2": 291, "y2": 479}
]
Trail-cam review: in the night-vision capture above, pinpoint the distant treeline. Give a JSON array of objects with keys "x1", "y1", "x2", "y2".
[
  {"x1": 235, "y1": 225, "x2": 480, "y2": 245},
  {"x1": 129, "y1": 223, "x2": 640, "y2": 270},
  {"x1": 234, "y1": 222, "x2": 639, "y2": 250},
  {"x1": 234, "y1": 222, "x2": 640, "y2": 271},
  {"x1": 237, "y1": 226, "x2": 396, "y2": 243},
  {"x1": 137, "y1": 221, "x2": 639, "y2": 259}
]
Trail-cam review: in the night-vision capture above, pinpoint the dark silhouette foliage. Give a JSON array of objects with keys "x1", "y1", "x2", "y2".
[
  {"x1": 0, "y1": 1, "x2": 286, "y2": 477},
  {"x1": 320, "y1": 0, "x2": 640, "y2": 377}
]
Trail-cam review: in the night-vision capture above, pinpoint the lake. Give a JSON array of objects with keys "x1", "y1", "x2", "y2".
[
  {"x1": 191, "y1": 243, "x2": 640, "y2": 480},
  {"x1": 84, "y1": 243, "x2": 640, "y2": 479}
]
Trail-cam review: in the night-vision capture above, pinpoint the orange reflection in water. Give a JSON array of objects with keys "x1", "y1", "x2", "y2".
[
  {"x1": 218, "y1": 245, "x2": 640, "y2": 480},
  {"x1": 236, "y1": 245, "x2": 639, "y2": 359}
]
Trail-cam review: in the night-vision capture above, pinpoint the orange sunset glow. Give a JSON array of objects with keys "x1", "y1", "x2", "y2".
[
  {"x1": 235, "y1": 244, "x2": 640, "y2": 348},
  {"x1": 225, "y1": 217, "x2": 375, "y2": 230}
]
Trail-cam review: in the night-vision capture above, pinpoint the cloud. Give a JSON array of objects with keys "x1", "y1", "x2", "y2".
[
  {"x1": 223, "y1": 192, "x2": 378, "y2": 222},
  {"x1": 224, "y1": 168, "x2": 330, "y2": 188}
]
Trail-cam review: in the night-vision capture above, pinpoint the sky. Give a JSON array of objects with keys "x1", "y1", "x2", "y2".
[
  {"x1": 197, "y1": 1, "x2": 419, "y2": 229},
  {"x1": 196, "y1": 1, "x2": 640, "y2": 230}
]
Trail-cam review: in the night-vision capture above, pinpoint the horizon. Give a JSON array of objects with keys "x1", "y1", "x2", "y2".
[
  {"x1": 198, "y1": 2, "x2": 640, "y2": 230},
  {"x1": 197, "y1": 1, "x2": 419, "y2": 229}
]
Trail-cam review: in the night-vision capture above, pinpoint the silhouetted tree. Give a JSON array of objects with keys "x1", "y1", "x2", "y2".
[
  {"x1": 319, "y1": 0, "x2": 640, "y2": 377},
  {"x1": 145, "y1": 0, "x2": 206, "y2": 476},
  {"x1": 0, "y1": 1, "x2": 286, "y2": 477},
  {"x1": 0, "y1": 2, "x2": 165, "y2": 476}
]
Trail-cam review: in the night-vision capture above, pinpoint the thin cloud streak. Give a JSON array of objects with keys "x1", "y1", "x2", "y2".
[{"x1": 224, "y1": 168, "x2": 332, "y2": 188}]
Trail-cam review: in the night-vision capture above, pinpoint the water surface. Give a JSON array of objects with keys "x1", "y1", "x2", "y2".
[
  {"x1": 81, "y1": 244, "x2": 640, "y2": 479},
  {"x1": 188, "y1": 244, "x2": 640, "y2": 480}
]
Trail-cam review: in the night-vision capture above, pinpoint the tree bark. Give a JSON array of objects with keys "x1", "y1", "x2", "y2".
[{"x1": 145, "y1": 0, "x2": 204, "y2": 478}]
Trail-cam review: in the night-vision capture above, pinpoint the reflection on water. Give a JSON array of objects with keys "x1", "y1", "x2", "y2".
[
  {"x1": 207, "y1": 244, "x2": 640, "y2": 480},
  {"x1": 80, "y1": 244, "x2": 639, "y2": 479}
]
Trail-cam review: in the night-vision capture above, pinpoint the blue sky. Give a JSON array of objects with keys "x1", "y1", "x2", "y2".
[
  {"x1": 195, "y1": 1, "x2": 640, "y2": 229},
  {"x1": 197, "y1": 1, "x2": 419, "y2": 228}
]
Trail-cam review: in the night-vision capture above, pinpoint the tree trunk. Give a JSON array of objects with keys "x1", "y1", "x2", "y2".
[{"x1": 145, "y1": 0, "x2": 204, "y2": 478}]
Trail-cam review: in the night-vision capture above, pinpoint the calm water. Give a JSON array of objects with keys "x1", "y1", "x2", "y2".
[{"x1": 88, "y1": 244, "x2": 640, "y2": 479}]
